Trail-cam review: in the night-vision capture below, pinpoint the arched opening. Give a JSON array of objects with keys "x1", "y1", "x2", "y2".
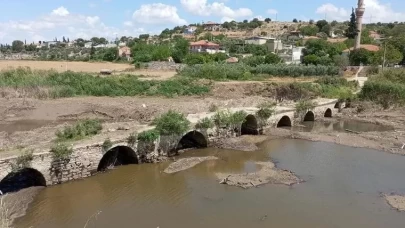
[
  {"x1": 0, "y1": 168, "x2": 46, "y2": 194},
  {"x1": 97, "y1": 146, "x2": 138, "y2": 172},
  {"x1": 334, "y1": 102, "x2": 340, "y2": 109},
  {"x1": 304, "y1": 111, "x2": 315, "y2": 121},
  {"x1": 177, "y1": 131, "x2": 208, "y2": 151},
  {"x1": 277, "y1": 116, "x2": 292, "y2": 128},
  {"x1": 324, "y1": 108, "x2": 332, "y2": 118},
  {"x1": 241, "y1": 115, "x2": 259, "y2": 135}
]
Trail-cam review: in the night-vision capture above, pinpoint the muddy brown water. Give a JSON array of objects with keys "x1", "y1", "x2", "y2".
[
  {"x1": 14, "y1": 139, "x2": 405, "y2": 228},
  {"x1": 294, "y1": 119, "x2": 394, "y2": 133}
]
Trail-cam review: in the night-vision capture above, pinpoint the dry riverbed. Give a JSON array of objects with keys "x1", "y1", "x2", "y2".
[
  {"x1": 384, "y1": 194, "x2": 405, "y2": 212},
  {"x1": 216, "y1": 161, "x2": 300, "y2": 189},
  {"x1": 164, "y1": 156, "x2": 218, "y2": 174}
]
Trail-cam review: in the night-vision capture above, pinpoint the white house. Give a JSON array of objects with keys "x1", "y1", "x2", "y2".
[{"x1": 84, "y1": 42, "x2": 93, "y2": 48}]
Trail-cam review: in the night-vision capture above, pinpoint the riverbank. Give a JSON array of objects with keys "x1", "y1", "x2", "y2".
[{"x1": 384, "y1": 194, "x2": 405, "y2": 212}]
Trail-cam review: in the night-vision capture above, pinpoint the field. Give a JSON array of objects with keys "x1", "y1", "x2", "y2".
[{"x1": 0, "y1": 60, "x2": 177, "y2": 79}]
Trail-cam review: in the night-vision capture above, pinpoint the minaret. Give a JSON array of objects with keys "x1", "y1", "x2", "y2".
[{"x1": 355, "y1": 0, "x2": 365, "y2": 49}]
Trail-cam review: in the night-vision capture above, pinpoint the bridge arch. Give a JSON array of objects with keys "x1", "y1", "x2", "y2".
[
  {"x1": 97, "y1": 146, "x2": 138, "y2": 172},
  {"x1": 0, "y1": 168, "x2": 46, "y2": 194},
  {"x1": 324, "y1": 108, "x2": 332, "y2": 118},
  {"x1": 177, "y1": 130, "x2": 208, "y2": 151},
  {"x1": 304, "y1": 111, "x2": 315, "y2": 121},
  {"x1": 277, "y1": 116, "x2": 292, "y2": 127},
  {"x1": 241, "y1": 114, "x2": 259, "y2": 135}
]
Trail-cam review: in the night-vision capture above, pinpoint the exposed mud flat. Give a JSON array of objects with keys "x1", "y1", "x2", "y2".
[
  {"x1": 164, "y1": 156, "x2": 218, "y2": 174},
  {"x1": 216, "y1": 161, "x2": 300, "y2": 189},
  {"x1": 0, "y1": 186, "x2": 44, "y2": 224},
  {"x1": 384, "y1": 194, "x2": 405, "y2": 212},
  {"x1": 212, "y1": 135, "x2": 270, "y2": 152}
]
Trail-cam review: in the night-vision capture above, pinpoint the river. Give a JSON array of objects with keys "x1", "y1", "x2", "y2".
[{"x1": 14, "y1": 139, "x2": 405, "y2": 228}]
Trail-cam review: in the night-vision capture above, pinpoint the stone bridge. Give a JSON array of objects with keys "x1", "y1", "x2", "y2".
[{"x1": 0, "y1": 99, "x2": 338, "y2": 193}]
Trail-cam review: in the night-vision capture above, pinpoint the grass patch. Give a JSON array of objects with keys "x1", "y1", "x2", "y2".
[
  {"x1": 56, "y1": 119, "x2": 102, "y2": 141},
  {"x1": 0, "y1": 67, "x2": 210, "y2": 98}
]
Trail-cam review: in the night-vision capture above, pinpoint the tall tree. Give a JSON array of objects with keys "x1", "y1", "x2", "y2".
[
  {"x1": 11, "y1": 40, "x2": 24, "y2": 52},
  {"x1": 346, "y1": 8, "x2": 358, "y2": 39}
]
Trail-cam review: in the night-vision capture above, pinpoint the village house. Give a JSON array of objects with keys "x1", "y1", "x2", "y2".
[
  {"x1": 189, "y1": 40, "x2": 224, "y2": 54},
  {"x1": 203, "y1": 21, "x2": 221, "y2": 31},
  {"x1": 118, "y1": 46, "x2": 131, "y2": 61}
]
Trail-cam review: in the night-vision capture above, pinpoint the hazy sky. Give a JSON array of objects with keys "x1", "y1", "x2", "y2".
[{"x1": 0, "y1": 0, "x2": 404, "y2": 43}]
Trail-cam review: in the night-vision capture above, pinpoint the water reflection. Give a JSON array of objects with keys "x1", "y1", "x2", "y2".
[{"x1": 293, "y1": 120, "x2": 393, "y2": 133}]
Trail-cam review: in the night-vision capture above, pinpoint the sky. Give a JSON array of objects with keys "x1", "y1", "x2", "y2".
[{"x1": 0, "y1": 0, "x2": 405, "y2": 44}]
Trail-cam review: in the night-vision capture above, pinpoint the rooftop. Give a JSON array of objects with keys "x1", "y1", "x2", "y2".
[{"x1": 190, "y1": 40, "x2": 220, "y2": 47}]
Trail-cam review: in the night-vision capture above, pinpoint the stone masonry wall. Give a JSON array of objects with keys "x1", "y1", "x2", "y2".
[{"x1": 0, "y1": 100, "x2": 338, "y2": 188}]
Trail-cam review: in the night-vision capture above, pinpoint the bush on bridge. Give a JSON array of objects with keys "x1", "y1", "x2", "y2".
[
  {"x1": 212, "y1": 110, "x2": 248, "y2": 135},
  {"x1": 256, "y1": 102, "x2": 276, "y2": 127},
  {"x1": 195, "y1": 117, "x2": 214, "y2": 130},
  {"x1": 137, "y1": 129, "x2": 160, "y2": 142},
  {"x1": 152, "y1": 110, "x2": 190, "y2": 136},
  {"x1": 11, "y1": 150, "x2": 34, "y2": 172},
  {"x1": 295, "y1": 99, "x2": 317, "y2": 121},
  {"x1": 50, "y1": 143, "x2": 73, "y2": 160},
  {"x1": 102, "y1": 138, "x2": 113, "y2": 153},
  {"x1": 56, "y1": 119, "x2": 102, "y2": 141}
]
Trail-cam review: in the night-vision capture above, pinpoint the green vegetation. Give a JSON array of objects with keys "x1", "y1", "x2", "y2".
[
  {"x1": 102, "y1": 138, "x2": 113, "y2": 153},
  {"x1": 11, "y1": 150, "x2": 34, "y2": 172},
  {"x1": 195, "y1": 117, "x2": 214, "y2": 130},
  {"x1": 127, "y1": 133, "x2": 137, "y2": 147},
  {"x1": 295, "y1": 100, "x2": 317, "y2": 121},
  {"x1": 212, "y1": 110, "x2": 247, "y2": 134},
  {"x1": 360, "y1": 69, "x2": 405, "y2": 108},
  {"x1": 50, "y1": 143, "x2": 73, "y2": 160},
  {"x1": 56, "y1": 119, "x2": 102, "y2": 141},
  {"x1": 0, "y1": 68, "x2": 210, "y2": 98},
  {"x1": 256, "y1": 102, "x2": 276, "y2": 127},
  {"x1": 179, "y1": 63, "x2": 339, "y2": 81},
  {"x1": 137, "y1": 129, "x2": 160, "y2": 142},
  {"x1": 152, "y1": 110, "x2": 190, "y2": 135}
]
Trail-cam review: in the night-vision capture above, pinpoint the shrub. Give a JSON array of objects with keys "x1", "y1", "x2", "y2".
[
  {"x1": 50, "y1": 143, "x2": 73, "y2": 160},
  {"x1": 230, "y1": 111, "x2": 248, "y2": 135},
  {"x1": 256, "y1": 102, "x2": 276, "y2": 127},
  {"x1": 213, "y1": 110, "x2": 232, "y2": 128},
  {"x1": 295, "y1": 100, "x2": 317, "y2": 121},
  {"x1": 153, "y1": 110, "x2": 190, "y2": 135},
  {"x1": 11, "y1": 150, "x2": 34, "y2": 172},
  {"x1": 137, "y1": 129, "x2": 160, "y2": 142},
  {"x1": 102, "y1": 138, "x2": 113, "y2": 153},
  {"x1": 195, "y1": 117, "x2": 214, "y2": 129},
  {"x1": 127, "y1": 133, "x2": 137, "y2": 147},
  {"x1": 359, "y1": 69, "x2": 405, "y2": 108},
  {"x1": 56, "y1": 119, "x2": 102, "y2": 141}
]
